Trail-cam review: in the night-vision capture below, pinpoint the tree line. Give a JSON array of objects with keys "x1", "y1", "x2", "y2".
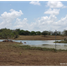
[
  {"x1": 15, "y1": 29, "x2": 63, "y2": 36},
  {"x1": 0, "y1": 28, "x2": 67, "y2": 39}
]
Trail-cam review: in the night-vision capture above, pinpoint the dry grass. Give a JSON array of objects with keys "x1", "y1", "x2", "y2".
[
  {"x1": 15, "y1": 35, "x2": 67, "y2": 40},
  {"x1": 0, "y1": 42, "x2": 67, "y2": 66}
]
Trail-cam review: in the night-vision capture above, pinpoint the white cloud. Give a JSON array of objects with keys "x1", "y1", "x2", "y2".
[
  {"x1": 22, "y1": 14, "x2": 67, "y2": 31},
  {"x1": 51, "y1": 15, "x2": 67, "y2": 31},
  {"x1": 12, "y1": 15, "x2": 56, "y2": 31},
  {"x1": 0, "y1": 10, "x2": 67, "y2": 31},
  {"x1": 30, "y1": 1, "x2": 40, "y2": 5},
  {"x1": 0, "y1": 5, "x2": 67, "y2": 32},
  {"x1": 0, "y1": 9, "x2": 23, "y2": 29},
  {"x1": 12, "y1": 1, "x2": 67, "y2": 31},
  {"x1": 44, "y1": 8, "x2": 60, "y2": 15},
  {"x1": 14, "y1": 18, "x2": 29, "y2": 30},
  {"x1": 47, "y1": 1, "x2": 64, "y2": 8},
  {"x1": 39, "y1": 15, "x2": 67, "y2": 31},
  {"x1": 1, "y1": 9, "x2": 23, "y2": 20},
  {"x1": 10, "y1": 14, "x2": 67, "y2": 31},
  {"x1": 54, "y1": 15, "x2": 67, "y2": 26}
]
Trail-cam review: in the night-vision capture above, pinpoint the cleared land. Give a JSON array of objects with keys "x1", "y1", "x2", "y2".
[
  {"x1": 15, "y1": 35, "x2": 67, "y2": 40},
  {"x1": 0, "y1": 42, "x2": 67, "y2": 66}
]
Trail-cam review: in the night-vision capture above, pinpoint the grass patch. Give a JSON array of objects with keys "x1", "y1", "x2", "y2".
[
  {"x1": 15, "y1": 35, "x2": 66, "y2": 40},
  {"x1": 1, "y1": 42, "x2": 67, "y2": 52},
  {"x1": 54, "y1": 40, "x2": 67, "y2": 43},
  {"x1": 20, "y1": 45, "x2": 67, "y2": 52},
  {"x1": 12, "y1": 44, "x2": 57, "y2": 52},
  {"x1": 19, "y1": 52, "x2": 22, "y2": 55}
]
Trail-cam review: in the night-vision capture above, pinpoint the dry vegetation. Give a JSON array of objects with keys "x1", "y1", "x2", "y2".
[
  {"x1": 15, "y1": 35, "x2": 67, "y2": 40},
  {"x1": 0, "y1": 42, "x2": 67, "y2": 66}
]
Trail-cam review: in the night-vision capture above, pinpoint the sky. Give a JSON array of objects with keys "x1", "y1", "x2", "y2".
[{"x1": 0, "y1": 1, "x2": 67, "y2": 32}]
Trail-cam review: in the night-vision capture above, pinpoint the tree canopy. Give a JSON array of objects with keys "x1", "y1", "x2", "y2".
[
  {"x1": 0, "y1": 28, "x2": 19, "y2": 39},
  {"x1": 0, "y1": 28, "x2": 67, "y2": 39}
]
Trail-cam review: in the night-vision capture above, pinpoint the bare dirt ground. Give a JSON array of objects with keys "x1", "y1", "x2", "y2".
[
  {"x1": 15, "y1": 35, "x2": 67, "y2": 40},
  {"x1": 0, "y1": 42, "x2": 67, "y2": 66}
]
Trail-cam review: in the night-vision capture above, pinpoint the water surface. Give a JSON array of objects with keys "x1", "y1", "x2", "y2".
[
  {"x1": 0, "y1": 39, "x2": 67, "y2": 46},
  {"x1": 0, "y1": 39, "x2": 67, "y2": 50}
]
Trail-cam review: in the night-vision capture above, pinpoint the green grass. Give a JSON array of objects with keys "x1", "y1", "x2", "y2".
[
  {"x1": 8, "y1": 43, "x2": 67, "y2": 52},
  {"x1": 11, "y1": 44, "x2": 60, "y2": 52},
  {"x1": 54, "y1": 40, "x2": 67, "y2": 43}
]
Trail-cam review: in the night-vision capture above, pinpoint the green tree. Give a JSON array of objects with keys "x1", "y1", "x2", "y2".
[
  {"x1": 24, "y1": 30, "x2": 30, "y2": 35},
  {"x1": 30, "y1": 31, "x2": 36, "y2": 35},
  {"x1": 0, "y1": 28, "x2": 14, "y2": 39},
  {"x1": 19, "y1": 30, "x2": 25, "y2": 35},
  {"x1": 52, "y1": 31, "x2": 61, "y2": 35},
  {"x1": 42, "y1": 31, "x2": 48, "y2": 36},
  {"x1": 0, "y1": 28, "x2": 19, "y2": 39},
  {"x1": 13, "y1": 31, "x2": 19, "y2": 39},
  {"x1": 36, "y1": 31, "x2": 41, "y2": 35},
  {"x1": 48, "y1": 31, "x2": 53, "y2": 35},
  {"x1": 63, "y1": 30, "x2": 67, "y2": 36}
]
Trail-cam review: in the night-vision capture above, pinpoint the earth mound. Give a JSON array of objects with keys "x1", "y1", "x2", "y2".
[{"x1": 2, "y1": 39, "x2": 13, "y2": 42}]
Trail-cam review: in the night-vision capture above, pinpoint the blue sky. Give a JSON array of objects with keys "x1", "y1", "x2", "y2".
[{"x1": 0, "y1": 1, "x2": 67, "y2": 32}]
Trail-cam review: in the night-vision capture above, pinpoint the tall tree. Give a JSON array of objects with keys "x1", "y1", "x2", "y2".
[
  {"x1": 0, "y1": 28, "x2": 18, "y2": 39},
  {"x1": 30, "y1": 31, "x2": 36, "y2": 35},
  {"x1": 42, "y1": 31, "x2": 48, "y2": 36},
  {"x1": 36, "y1": 31, "x2": 41, "y2": 35},
  {"x1": 24, "y1": 30, "x2": 30, "y2": 35},
  {"x1": 63, "y1": 30, "x2": 67, "y2": 36}
]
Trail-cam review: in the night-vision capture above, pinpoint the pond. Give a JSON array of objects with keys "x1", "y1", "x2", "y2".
[
  {"x1": 0, "y1": 39, "x2": 67, "y2": 50},
  {"x1": 13, "y1": 40, "x2": 61, "y2": 45},
  {"x1": 12, "y1": 40, "x2": 67, "y2": 46}
]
